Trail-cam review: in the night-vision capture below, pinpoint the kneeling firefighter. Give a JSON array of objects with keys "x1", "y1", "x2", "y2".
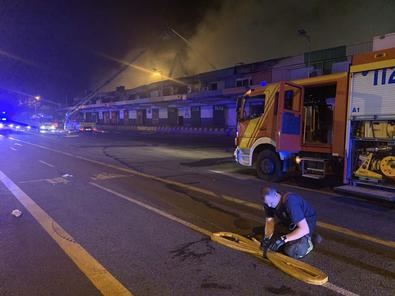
[{"x1": 259, "y1": 186, "x2": 320, "y2": 259}]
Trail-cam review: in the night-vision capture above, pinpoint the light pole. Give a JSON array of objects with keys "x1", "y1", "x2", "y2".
[
  {"x1": 297, "y1": 29, "x2": 311, "y2": 77},
  {"x1": 34, "y1": 95, "x2": 41, "y2": 116}
]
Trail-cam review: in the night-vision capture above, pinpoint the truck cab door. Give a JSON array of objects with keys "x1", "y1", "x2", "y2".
[{"x1": 275, "y1": 81, "x2": 304, "y2": 153}]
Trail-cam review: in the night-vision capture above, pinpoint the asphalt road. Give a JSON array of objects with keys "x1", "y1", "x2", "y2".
[{"x1": 0, "y1": 130, "x2": 394, "y2": 296}]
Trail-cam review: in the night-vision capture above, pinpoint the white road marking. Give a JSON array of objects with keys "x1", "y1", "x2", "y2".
[
  {"x1": 10, "y1": 147, "x2": 17, "y2": 151},
  {"x1": 90, "y1": 182, "x2": 212, "y2": 237},
  {"x1": 209, "y1": 169, "x2": 253, "y2": 180},
  {"x1": 91, "y1": 172, "x2": 127, "y2": 181},
  {"x1": 14, "y1": 143, "x2": 23, "y2": 146},
  {"x1": 39, "y1": 160, "x2": 55, "y2": 168},
  {"x1": 46, "y1": 177, "x2": 69, "y2": 185},
  {"x1": 19, "y1": 177, "x2": 69, "y2": 185},
  {"x1": 91, "y1": 182, "x2": 359, "y2": 295},
  {"x1": 19, "y1": 178, "x2": 49, "y2": 184},
  {"x1": 323, "y1": 282, "x2": 359, "y2": 296}
]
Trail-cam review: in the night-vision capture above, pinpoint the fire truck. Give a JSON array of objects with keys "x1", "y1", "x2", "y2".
[{"x1": 234, "y1": 44, "x2": 395, "y2": 201}]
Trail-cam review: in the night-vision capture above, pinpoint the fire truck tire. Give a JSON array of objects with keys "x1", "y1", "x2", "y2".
[{"x1": 256, "y1": 150, "x2": 283, "y2": 182}]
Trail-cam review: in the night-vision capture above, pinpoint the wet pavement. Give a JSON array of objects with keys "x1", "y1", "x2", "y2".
[{"x1": 0, "y1": 130, "x2": 394, "y2": 295}]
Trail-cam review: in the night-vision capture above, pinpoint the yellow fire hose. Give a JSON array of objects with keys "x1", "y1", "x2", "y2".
[{"x1": 211, "y1": 232, "x2": 328, "y2": 285}]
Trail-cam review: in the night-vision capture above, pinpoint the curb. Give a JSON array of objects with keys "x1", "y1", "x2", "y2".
[{"x1": 97, "y1": 124, "x2": 236, "y2": 136}]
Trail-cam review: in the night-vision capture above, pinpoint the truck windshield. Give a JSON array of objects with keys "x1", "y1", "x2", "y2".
[{"x1": 242, "y1": 94, "x2": 266, "y2": 121}]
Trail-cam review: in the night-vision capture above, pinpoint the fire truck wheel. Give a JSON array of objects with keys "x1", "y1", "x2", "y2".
[{"x1": 256, "y1": 150, "x2": 283, "y2": 182}]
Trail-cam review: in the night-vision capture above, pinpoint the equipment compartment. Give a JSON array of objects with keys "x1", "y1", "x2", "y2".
[{"x1": 350, "y1": 120, "x2": 395, "y2": 186}]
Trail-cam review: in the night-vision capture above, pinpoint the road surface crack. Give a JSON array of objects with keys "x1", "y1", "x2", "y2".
[
  {"x1": 170, "y1": 238, "x2": 214, "y2": 262},
  {"x1": 51, "y1": 221, "x2": 75, "y2": 243}
]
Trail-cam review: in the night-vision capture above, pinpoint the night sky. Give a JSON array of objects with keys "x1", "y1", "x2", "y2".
[
  {"x1": 0, "y1": 0, "x2": 394, "y2": 106},
  {"x1": 0, "y1": 0, "x2": 215, "y2": 104}
]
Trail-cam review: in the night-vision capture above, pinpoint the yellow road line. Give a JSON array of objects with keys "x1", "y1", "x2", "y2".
[
  {"x1": 12, "y1": 138, "x2": 395, "y2": 250},
  {"x1": 0, "y1": 170, "x2": 133, "y2": 296},
  {"x1": 279, "y1": 182, "x2": 343, "y2": 197},
  {"x1": 317, "y1": 221, "x2": 395, "y2": 249}
]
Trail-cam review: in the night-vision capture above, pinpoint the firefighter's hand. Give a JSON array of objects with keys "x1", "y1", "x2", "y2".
[
  {"x1": 260, "y1": 236, "x2": 272, "y2": 251},
  {"x1": 268, "y1": 236, "x2": 286, "y2": 252}
]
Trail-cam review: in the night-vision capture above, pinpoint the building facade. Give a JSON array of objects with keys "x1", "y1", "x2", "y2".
[{"x1": 70, "y1": 43, "x2": 371, "y2": 134}]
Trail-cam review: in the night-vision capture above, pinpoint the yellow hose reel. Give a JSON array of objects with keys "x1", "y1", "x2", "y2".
[{"x1": 380, "y1": 156, "x2": 395, "y2": 178}]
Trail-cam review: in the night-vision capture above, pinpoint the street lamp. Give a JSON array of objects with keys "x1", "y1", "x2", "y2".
[
  {"x1": 152, "y1": 68, "x2": 163, "y2": 96},
  {"x1": 152, "y1": 68, "x2": 162, "y2": 79},
  {"x1": 297, "y1": 29, "x2": 312, "y2": 77}
]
